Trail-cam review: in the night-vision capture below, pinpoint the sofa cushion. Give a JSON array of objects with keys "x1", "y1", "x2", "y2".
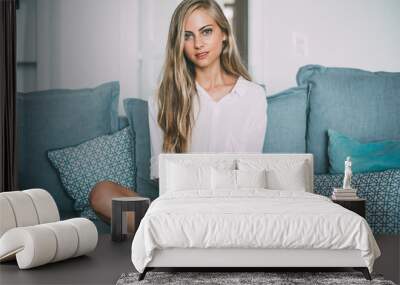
[
  {"x1": 328, "y1": 129, "x2": 400, "y2": 174},
  {"x1": 314, "y1": 169, "x2": 400, "y2": 234},
  {"x1": 263, "y1": 86, "x2": 308, "y2": 153},
  {"x1": 297, "y1": 65, "x2": 400, "y2": 174},
  {"x1": 48, "y1": 127, "x2": 136, "y2": 217},
  {"x1": 17, "y1": 81, "x2": 120, "y2": 213},
  {"x1": 123, "y1": 98, "x2": 159, "y2": 199},
  {"x1": 118, "y1": 116, "x2": 129, "y2": 130}
]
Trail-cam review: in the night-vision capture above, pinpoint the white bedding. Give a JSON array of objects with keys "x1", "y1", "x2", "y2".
[{"x1": 131, "y1": 190, "x2": 380, "y2": 273}]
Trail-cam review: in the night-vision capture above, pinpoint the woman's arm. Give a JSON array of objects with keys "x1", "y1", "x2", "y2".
[{"x1": 148, "y1": 96, "x2": 163, "y2": 180}]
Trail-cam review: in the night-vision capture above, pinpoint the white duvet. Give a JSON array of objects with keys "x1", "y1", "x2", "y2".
[{"x1": 131, "y1": 190, "x2": 380, "y2": 273}]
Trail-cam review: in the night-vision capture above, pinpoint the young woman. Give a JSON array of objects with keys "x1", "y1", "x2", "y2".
[
  {"x1": 90, "y1": 0, "x2": 267, "y2": 224},
  {"x1": 149, "y1": 0, "x2": 267, "y2": 179}
]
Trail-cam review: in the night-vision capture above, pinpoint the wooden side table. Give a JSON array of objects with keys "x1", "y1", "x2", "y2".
[
  {"x1": 111, "y1": 197, "x2": 150, "y2": 242},
  {"x1": 332, "y1": 198, "x2": 366, "y2": 218}
]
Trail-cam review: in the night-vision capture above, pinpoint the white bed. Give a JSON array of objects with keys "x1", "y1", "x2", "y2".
[{"x1": 131, "y1": 153, "x2": 380, "y2": 280}]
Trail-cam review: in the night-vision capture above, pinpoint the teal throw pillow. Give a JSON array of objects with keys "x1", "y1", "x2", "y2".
[
  {"x1": 328, "y1": 129, "x2": 400, "y2": 174},
  {"x1": 48, "y1": 127, "x2": 136, "y2": 219}
]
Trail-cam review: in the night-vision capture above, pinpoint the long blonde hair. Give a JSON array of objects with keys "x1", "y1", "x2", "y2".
[{"x1": 157, "y1": 0, "x2": 251, "y2": 153}]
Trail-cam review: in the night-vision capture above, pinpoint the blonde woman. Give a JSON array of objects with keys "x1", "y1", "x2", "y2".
[
  {"x1": 149, "y1": 0, "x2": 267, "y2": 179},
  {"x1": 90, "y1": 0, "x2": 267, "y2": 224}
]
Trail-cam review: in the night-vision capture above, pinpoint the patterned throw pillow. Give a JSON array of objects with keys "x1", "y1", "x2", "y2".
[
  {"x1": 48, "y1": 127, "x2": 136, "y2": 219},
  {"x1": 314, "y1": 169, "x2": 400, "y2": 234}
]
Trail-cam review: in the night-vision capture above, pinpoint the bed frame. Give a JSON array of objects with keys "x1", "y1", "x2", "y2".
[{"x1": 139, "y1": 153, "x2": 371, "y2": 280}]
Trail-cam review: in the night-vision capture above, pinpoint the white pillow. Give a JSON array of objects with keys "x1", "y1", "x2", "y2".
[
  {"x1": 164, "y1": 159, "x2": 236, "y2": 193},
  {"x1": 237, "y1": 159, "x2": 310, "y2": 192},
  {"x1": 266, "y1": 167, "x2": 307, "y2": 191},
  {"x1": 211, "y1": 168, "x2": 268, "y2": 190},
  {"x1": 166, "y1": 162, "x2": 211, "y2": 191},
  {"x1": 236, "y1": 169, "x2": 267, "y2": 189},
  {"x1": 211, "y1": 168, "x2": 236, "y2": 190}
]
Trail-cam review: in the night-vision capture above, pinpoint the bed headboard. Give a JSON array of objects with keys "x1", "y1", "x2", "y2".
[{"x1": 158, "y1": 153, "x2": 314, "y2": 195}]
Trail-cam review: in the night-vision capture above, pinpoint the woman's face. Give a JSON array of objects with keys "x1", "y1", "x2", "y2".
[{"x1": 183, "y1": 8, "x2": 226, "y2": 69}]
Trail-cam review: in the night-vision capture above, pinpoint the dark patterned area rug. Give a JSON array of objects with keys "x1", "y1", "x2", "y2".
[{"x1": 116, "y1": 271, "x2": 396, "y2": 285}]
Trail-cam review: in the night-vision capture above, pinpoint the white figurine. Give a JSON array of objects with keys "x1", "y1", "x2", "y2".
[{"x1": 342, "y1": 156, "x2": 353, "y2": 190}]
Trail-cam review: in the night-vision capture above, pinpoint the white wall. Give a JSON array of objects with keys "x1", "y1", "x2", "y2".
[
  {"x1": 37, "y1": 0, "x2": 141, "y2": 114},
  {"x1": 137, "y1": 0, "x2": 181, "y2": 104},
  {"x1": 36, "y1": 0, "x2": 181, "y2": 114},
  {"x1": 34, "y1": 0, "x2": 400, "y2": 111},
  {"x1": 249, "y1": 0, "x2": 400, "y2": 95}
]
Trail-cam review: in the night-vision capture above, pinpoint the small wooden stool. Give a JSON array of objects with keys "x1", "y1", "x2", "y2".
[{"x1": 111, "y1": 197, "x2": 150, "y2": 242}]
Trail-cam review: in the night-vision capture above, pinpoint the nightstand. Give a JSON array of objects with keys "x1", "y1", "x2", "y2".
[
  {"x1": 111, "y1": 197, "x2": 150, "y2": 242},
  {"x1": 332, "y1": 198, "x2": 366, "y2": 218}
]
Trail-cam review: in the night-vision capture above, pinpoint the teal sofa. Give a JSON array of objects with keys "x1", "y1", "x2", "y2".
[
  {"x1": 16, "y1": 65, "x2": 400, "y2": 234},
  {"x1": 16, "y1": 81, "x2": 125, "y2": 231}
]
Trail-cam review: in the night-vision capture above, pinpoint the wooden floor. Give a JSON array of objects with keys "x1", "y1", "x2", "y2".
[
  {"x1": 1, "y1": 234, "x2": 398, "y2": 285},
  {"x1": 373, "y1": 235, "x2": 400, "y2": 284}
]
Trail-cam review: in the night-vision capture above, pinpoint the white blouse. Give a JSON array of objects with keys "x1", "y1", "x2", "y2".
[{"x1": 148, "y1": 76, "x2": 267, "y2": 179}]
